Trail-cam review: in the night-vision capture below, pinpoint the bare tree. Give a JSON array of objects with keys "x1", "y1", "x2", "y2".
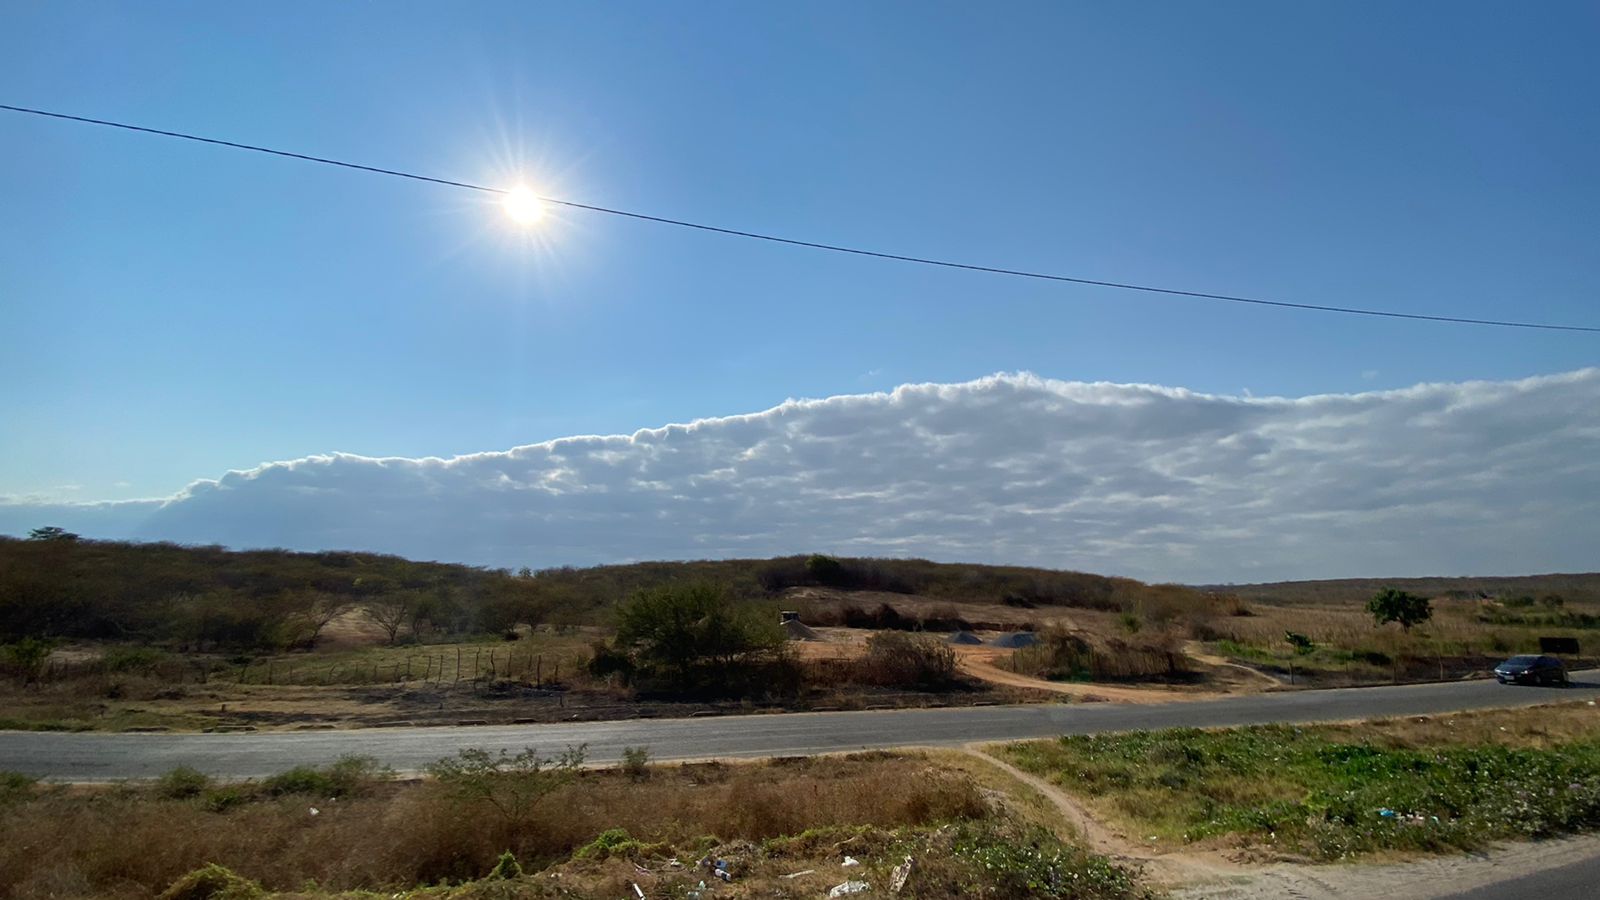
[
  {"x1": 363, "y1": 591, "x2": 422, "y2": 645},
  {"x1": 296, "y1": 592, "x2": 355, "y2": 649}
]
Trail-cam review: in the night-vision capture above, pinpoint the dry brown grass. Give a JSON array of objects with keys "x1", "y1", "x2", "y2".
[
  {"x1": 1318, "y1": 700, "x2": 1600, "y2": 750},
  {"x1": 0, "y1": 752, "x2": 988, "y2": 899}
]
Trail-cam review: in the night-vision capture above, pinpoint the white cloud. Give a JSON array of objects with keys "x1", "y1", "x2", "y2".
[{"x1": 3, "y1": 370, "x2": 1597, "y2": 583}]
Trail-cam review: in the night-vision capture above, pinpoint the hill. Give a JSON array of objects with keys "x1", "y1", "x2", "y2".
[
  {"x1": 1208, "y1": 573, "x2": 1600, "y2": 607},
  {"x1": 0, "y1": 534, "x2": 1195, "y2": 650}
]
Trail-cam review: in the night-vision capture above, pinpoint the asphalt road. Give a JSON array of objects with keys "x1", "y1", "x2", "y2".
[
  {"x1": 2, "y1": 672, "x2": 1595, "y2": 780},
  {"x1": 1441, "y1": 852, "x2": 1600, "y2": 900}
]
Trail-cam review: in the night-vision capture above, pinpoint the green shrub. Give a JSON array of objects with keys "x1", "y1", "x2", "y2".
[
  {"x1": 202, "y1": 786, "x2": 249, "y2": 812},
  {"x1": 104, "y1": 646, "x2": 169, "y2": 673},
  {"x1": 262, "y1": 755, "x2": 389, "y2": 798},
  {"x1": 0, "y1": 770, "x2": 37, "y2": 803},
  {"x1": 1, "y1": 637, "x2": 57, "y2": 685},
  {"x1": 948, "y1": 822, "x2": 1147, "y2": 899},
  {"x1": 156, "y1": 863, "x2": 264, "y2": 900},
  {"x1": 157, "y1": 766, "x2": 211, "y2": 800},
  {"x1": 262, "y1": 766, "x2": 334, "y2": 797},
  {"x1": 574, "y1": 827, "x2": 670, "y2": 861},
  {"x1": 621, "y1": 746, "x2": 651, "y2": 780},
  {"x1": 487, "y1": 850, "x2": 523, "y2": 879}
]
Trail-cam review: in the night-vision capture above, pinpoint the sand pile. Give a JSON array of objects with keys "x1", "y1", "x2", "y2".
[{"x1": 783, "y1": 619, "x2": 821, "y2": 641}]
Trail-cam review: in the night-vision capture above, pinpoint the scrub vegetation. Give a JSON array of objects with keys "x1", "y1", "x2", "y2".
[{"x1": 999, "y1": 702, "x2": 1600, "y2": 860}]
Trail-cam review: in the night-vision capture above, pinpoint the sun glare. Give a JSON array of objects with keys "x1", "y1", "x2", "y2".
[{"x1": 502, "y1": 186, "x2": 545, "y2": 225}]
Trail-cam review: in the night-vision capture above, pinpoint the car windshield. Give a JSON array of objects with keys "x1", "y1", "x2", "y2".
[{"x1": 1505, "y1": 656, "x2": 1541, "y2": 665}]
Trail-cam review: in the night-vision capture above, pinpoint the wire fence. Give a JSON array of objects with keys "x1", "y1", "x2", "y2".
[{"x1": 42, "y1": 646, "x2": 586, "y2": 689}]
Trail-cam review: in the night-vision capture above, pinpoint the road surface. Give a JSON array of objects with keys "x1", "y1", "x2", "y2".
[
  {"x1": 1441, "y1": 852, "x2": 1600, "y2": 900},
  {"x1": 2, "y1": 672, "x2": 1595, "y2": 780}
]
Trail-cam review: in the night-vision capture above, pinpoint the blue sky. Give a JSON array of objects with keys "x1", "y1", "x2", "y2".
[{"x1": 2, "y1": 1, "x2": 1596, "y2": 510}]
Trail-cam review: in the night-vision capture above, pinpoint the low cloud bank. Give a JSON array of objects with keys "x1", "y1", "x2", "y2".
[{"x1": 4, "y1": 370, "x2": 1596, "y2": 583}]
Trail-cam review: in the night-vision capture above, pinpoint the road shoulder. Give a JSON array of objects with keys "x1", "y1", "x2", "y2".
[{"x1": 1171, "y1": 832, "x2": 1600, "y2": 900}]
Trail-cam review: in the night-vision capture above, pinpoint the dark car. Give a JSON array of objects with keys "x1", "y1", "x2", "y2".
[{"x1": 1493, "y1": 655, "x2": 1568, "y2": 686}]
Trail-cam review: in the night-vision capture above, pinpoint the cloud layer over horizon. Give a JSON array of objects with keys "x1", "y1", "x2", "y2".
[{"x1": 4, "y1": 370, "x2": 1597, "y2": 583}]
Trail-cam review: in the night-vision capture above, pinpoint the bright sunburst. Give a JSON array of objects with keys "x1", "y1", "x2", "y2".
[{"x1": 501, "y1": 186, "x2": 545, "y2": 226}]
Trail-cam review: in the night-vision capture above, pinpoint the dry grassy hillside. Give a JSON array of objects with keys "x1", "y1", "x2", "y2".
[{"x1": 1209, "y1": 573, "x2": 1600, "y2": 607}]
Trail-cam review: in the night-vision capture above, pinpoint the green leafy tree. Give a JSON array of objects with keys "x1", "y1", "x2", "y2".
[
  {"x1": 26, "y1": 526, "x2": 78, "y2": 542},
  {"x1": 612, "y1": 582, "x2": 783, "y2": 690},
  {"x1": 1367, "y1": 588, "x2": 1432, "y2": 632},
  {"x1": 805, "y1": 554, "x2": 846, "y2": 586}
]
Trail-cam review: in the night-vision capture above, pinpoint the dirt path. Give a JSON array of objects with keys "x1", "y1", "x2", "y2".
[
  {"x1": 1184, "y1": 642, "x2": 1283, "y2": 689},
  {"x1": 960, "y1": 746, "x2": 1242, "y2": 886},
  {"x1": 954, "y1": 646, "x2": 1224, "y2": 703}
]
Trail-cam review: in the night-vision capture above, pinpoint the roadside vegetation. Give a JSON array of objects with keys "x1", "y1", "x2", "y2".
[
  {"x1": 0, "y1": 750, "x2": 1148, "y2": 900},
  {"x1": 999, "y1": 701, "x2": 1600, "y2": 861}
]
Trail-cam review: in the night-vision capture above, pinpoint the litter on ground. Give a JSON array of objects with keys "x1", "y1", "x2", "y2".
[{"x1": 890, "y1": 856, "x2": 915, "y2": 893}]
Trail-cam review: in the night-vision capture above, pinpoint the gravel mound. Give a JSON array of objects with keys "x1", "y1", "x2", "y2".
[
  {"x1": 989, "y1": 631, "x2": 1038, "y2": 649},
  {"x1": 948, "y1": 631, "x2": 984, "y2": 645},
  {"x1": 783, "y1": 619, "x2": 821, "y2": 641}
]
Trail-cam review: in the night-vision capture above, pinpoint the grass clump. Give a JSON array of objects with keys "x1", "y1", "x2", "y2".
[
  {"x1": 620, "y1": 745, "x2": 650, "y2": 780},
  {"x1": 262, "y1": 754, "x2": 390, "y2": 798},
  {"x1": 572, "y1": 827, "x2": 671, "y2": 861},
  {"x1": 158, "y1": 766, "x2": 212, "y2": 799},
  {"x1": 1002, "y1": 708, "x2": 1600, "y2": 859},
  {"x1": 156, "y1": 863, "x2": 264, "y2": 900},
  {"x1": 0, "y1": 769, "x2": 37, "y2": 803}
]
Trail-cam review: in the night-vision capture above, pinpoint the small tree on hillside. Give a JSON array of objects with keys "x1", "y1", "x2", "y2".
[
  {"x1": 1367, "y1": 588, "x2": 1432, "y2": 632},
  {"x1": 26, "y1": 526, "x2": 78, "y2": 542},
  {"x1": 363, "y1": 591, "x2": 424, "y2": 645},
  {"x1": 2, "y1": 637, "x2": 57, "y2": 685},
  {"x1": 612, "y1": 582, "x2": 783, "y2": 691},
  {"x1": 283, "y1": 592, "x2": 354, "y2": 649}
]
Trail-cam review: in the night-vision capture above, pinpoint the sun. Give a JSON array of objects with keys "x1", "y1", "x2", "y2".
[{"x1": 501, "y1": 186, "x2": 545, "y2": 226}]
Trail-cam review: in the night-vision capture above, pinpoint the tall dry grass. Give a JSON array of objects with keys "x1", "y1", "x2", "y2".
[{"x1": 0, "y1": 753, "x2": 986, "y2": 899}]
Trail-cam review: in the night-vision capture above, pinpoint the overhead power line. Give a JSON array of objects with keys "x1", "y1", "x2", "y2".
[{"x1": 3, "y1": 101, "x2": 1596, "y2": 334}]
